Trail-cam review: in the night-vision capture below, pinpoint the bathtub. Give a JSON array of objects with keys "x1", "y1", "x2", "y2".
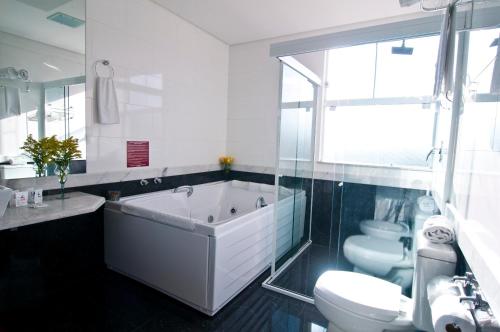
[{"x1": 104, "y1": 180, "x2": 306, "y2": 315}]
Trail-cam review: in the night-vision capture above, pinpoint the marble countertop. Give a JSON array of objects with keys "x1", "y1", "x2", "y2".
[{"x1": 0, "y1": 192, "x2": 105, "y2": 231}]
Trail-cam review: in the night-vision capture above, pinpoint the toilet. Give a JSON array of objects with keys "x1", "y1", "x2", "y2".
[
  {"x1": 343, "y1": 235, "x2": 414, "y2": 289},
  {"x1": 314, "y1": 232, "x2": 457, "y2": 332},
  {"x1": 342, "y1": 196, "x2": 438, "y2": 289},
  {"x1": 343, "y1": 220, "x2": 414, "y2": 289}
]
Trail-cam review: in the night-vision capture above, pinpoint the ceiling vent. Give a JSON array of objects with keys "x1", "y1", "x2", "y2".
[{"x1": 47, "y1": 12, "x2": 85, "y2": 28}]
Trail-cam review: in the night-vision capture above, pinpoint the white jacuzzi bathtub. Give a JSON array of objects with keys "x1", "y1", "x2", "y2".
[{"x1": 104, "y1": 180, "x2": 306, "y2": 315}]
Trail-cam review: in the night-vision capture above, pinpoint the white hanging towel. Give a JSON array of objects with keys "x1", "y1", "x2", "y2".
[
  {"x1": 433, "y1": 4, "x2": 456, "y2": 99},
  {"x1": 491, "y1": 33, "x2": 500, "y2": 94},
  {"x1": 0, "y1": 85, "x2": 21, "y2": 120},
  {"x1": 423, "y1": 215, "x2": 456, "y2": 244},
  {"x1": 95, "y1": 76, "x2": 120, "y2": 124}
]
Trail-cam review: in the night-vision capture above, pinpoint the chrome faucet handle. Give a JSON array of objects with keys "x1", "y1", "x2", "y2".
[
  {"x1": 460, "y1": 292, "x2": 490, "y2": 311},
  {"x1": 453, "y1": 272, "x2": 477, "y2": 286},
  {"x1": 140, "y1": 179, "x2": 149, "y2": 186}
]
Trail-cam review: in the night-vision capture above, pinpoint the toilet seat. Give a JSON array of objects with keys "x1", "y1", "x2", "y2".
[
  {"x1": 360, "y1": 220, "x2": 409, "y2": 240},
  {"x1": 315, "y1": 271, "x2": 402, "y2": 322}
]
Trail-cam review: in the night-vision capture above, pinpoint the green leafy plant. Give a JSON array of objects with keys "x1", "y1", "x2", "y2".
[{"x1": 20, "y1": 135, "x2": 59, "y2": 177}]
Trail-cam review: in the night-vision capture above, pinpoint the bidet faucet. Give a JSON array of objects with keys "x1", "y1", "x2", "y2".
[
  {"x1": 256, "y1": 196, "x2": 267, "y2": 209},
  {"x1": 173, "y1": 185, "x2": 193, "y2": 197}
]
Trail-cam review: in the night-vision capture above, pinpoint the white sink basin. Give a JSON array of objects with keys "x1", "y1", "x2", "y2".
[
  {"x1": 0, "y1": 186, "x2": 12, "y2": 218},
  {"x1": 360, "y1": 220, "x2": 409, "y2": 240}
]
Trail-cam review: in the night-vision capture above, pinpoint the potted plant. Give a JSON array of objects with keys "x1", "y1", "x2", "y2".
[
  {"x1": 219, "y1": 155, "x2": 234, "y2": 174},
  {"x1": 53, "y1": 137, "x2": 82, "y2": 199},
  {"x1": 21, "y1": 135, "x2": 58, "y2": 177}
]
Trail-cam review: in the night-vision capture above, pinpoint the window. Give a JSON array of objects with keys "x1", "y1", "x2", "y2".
[{"x1": 321, "y1": 35, "x2": 440, "y2": 168}]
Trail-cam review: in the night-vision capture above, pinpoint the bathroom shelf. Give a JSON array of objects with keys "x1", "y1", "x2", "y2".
[{"x1": 0, "y1": 192, "x2": 105, "y2": 231}]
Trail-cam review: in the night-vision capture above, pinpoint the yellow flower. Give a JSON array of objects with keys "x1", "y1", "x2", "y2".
[{"x1": 218, "y1": 155, "x2": 234, "y2": 166}]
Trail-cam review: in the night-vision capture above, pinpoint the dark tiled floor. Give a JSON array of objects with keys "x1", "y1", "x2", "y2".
[
  {"x1": 271, "y1": 244, "x2": 350, "y2": 298},
  {"x1": 0, "y1": 268, "x2": 328, "y2": 332}
]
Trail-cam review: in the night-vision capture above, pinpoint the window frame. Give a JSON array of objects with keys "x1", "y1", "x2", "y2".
[{"x1": 318, "y1": 36, "x2": 441, "y2": 169}]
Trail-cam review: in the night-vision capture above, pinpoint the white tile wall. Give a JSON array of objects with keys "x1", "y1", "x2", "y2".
[
  {"x1": 449, "y1": 100, "x2": 500, "y2": 319},
  {"x1": 85, "y1": 0, "x2": 229, "y2": 174},
  {"x1": 226, "y1": 41, "x2": 281, "y2": 168}
]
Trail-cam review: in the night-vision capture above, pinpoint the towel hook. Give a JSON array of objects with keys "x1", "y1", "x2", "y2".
[{"x1": 93, "y1": 59, "x2": 114, "y2": 79}]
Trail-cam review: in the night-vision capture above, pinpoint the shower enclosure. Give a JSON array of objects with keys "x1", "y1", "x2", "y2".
[
  {"x1": 263, "y1": 0, "x2": 500, "y2": 304},
  {"x1": 262, "y1": 56, "x2": 320, "y2": 302}
]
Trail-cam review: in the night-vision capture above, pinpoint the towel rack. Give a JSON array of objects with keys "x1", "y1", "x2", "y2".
[{"x1": 93, "y1": 59, "x2": 114, "y2": 78}]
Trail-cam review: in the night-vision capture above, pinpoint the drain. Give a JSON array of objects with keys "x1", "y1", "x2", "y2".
[
  {"x1": 208, "y1": 215, "x2": 214, "y2": 223},
  {"x1": 230, "y1": 207, "x2": 237, "y2": 215}
]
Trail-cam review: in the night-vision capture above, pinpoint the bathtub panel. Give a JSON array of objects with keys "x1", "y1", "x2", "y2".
[
  {"x1": 104, "y1": 209, "x2": 210, "y2": 308},
  {"x1": 211, "y1": 208, "x2": 274, "y2": 311}
]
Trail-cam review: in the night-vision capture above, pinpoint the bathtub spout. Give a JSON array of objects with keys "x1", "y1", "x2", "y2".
[
  {"x1": 256, "y1": 196, "x2": 268, "y2": 209},
  {"x1": 173, "y1": 185, "x2": 193, "y2": 197}
]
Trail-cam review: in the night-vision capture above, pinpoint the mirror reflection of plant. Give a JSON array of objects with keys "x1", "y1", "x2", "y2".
[{"x1": 20, "y1": 134, "x2": 59, "y2": 177}]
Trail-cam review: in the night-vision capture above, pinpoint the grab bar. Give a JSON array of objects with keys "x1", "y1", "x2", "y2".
[{"x1": 173, "y1": 185, "x2": 193, "y2": 197}]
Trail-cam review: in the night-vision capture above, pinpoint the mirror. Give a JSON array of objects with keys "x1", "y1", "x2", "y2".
[{"x1": 0, "y1": 0, "x2": 86, "y2": 180}]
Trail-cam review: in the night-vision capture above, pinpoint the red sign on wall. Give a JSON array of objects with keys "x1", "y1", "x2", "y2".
[{"x1": 127, "y1": 141, "x2": 149, "y2": 168}]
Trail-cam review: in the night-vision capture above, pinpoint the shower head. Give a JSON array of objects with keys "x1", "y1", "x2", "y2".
[
  {"x1": 399, "y1": 0, "x2": 420, "y2": 7},
  {"x1": 392, "y1": 40, "x2": 414, "y2": 55}
]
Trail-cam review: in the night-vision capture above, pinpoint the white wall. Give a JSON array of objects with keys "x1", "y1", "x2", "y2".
[{"x1": 85, "y1": 0, "x2": 229, "y2": 173}]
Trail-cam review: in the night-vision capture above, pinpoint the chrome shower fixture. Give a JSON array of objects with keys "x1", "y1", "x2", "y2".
[
  {"x1": 0, "y1": 67, "x2": 30, "y2": 81},
  {"x1": 399, "y1": 0, "x2": 420, "y2": 7},
  {"x1": 392, "y1": 40, "x2": 414, "y2": 55}
]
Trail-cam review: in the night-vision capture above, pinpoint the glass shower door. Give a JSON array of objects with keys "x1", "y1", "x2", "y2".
[{"x1": 265, "y1": 59, "x2": 318, "y2": 300}]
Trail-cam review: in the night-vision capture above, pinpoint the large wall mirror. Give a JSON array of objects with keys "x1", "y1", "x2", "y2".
[{"x1": 0, "y1": 0, "x2": 85, "y2": 180}]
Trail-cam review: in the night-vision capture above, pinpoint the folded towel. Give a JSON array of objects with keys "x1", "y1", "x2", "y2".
[
  {"x1": 0, "y1": 85, "x2": 21, "y2": 120},
  {"x1": 423, "y1": 215, "x2": 456, "y2": 244},
  {"x1": 95, "y1": 77, "x2": 119, "y2": 124},
  {"x1": 433, "y1": 4, "x2": 456, "y2": 99},
  {"x1": 491, "y1": 33, "x2": 500, "y2": 94}
]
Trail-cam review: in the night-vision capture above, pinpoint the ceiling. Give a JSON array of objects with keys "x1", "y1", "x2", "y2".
[
  {"x1": 152, "y1": 0, "x2": 422, "y2": 45},
  {"x1": 0, "y1": 0, "x2": 85, "y2": 54}
]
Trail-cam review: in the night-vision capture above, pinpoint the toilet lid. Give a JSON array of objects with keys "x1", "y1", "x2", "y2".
[{"x1": 314, "y1": 271, "x2": 402, "y2": 322}]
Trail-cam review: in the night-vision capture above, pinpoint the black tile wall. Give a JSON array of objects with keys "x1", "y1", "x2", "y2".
[{"x1": 0, "y1": 169, "x2": 467, "y2": 331}]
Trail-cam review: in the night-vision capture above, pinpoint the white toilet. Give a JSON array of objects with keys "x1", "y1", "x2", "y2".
[
  {"x1": 314, "y1": 232, "x2": 457, "y2": 332},
  {"x1": 343, "y1": 220, "x2": 414, "y2": 289},
  {"x1": 342, "y1": 196, "x2": 438, "y2": 290}
]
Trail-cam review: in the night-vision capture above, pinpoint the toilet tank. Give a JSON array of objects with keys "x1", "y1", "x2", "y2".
[{"x1": 412, "y1": 232, "x2": 457, "y2": 331}]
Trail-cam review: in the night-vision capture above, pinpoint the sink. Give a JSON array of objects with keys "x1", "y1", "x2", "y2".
[
  {"x1": 0, "y1": 186, "x2": 12, "y2": 218},
  {"x1": 359, "y1": 220, "x2": 409, "y2": 240}
]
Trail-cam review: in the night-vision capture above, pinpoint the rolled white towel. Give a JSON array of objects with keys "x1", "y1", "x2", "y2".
[{"x1": 423, "y1": 215, "x2": 456, "y2": 244}]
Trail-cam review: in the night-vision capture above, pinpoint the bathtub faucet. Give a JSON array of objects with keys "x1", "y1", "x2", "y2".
[
  {"x1": 173, "y1": 185, "x2": 193, "y2": 197},
  {"x1": 256, "y1": 196, "x2": 267, "y2": 209}
]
